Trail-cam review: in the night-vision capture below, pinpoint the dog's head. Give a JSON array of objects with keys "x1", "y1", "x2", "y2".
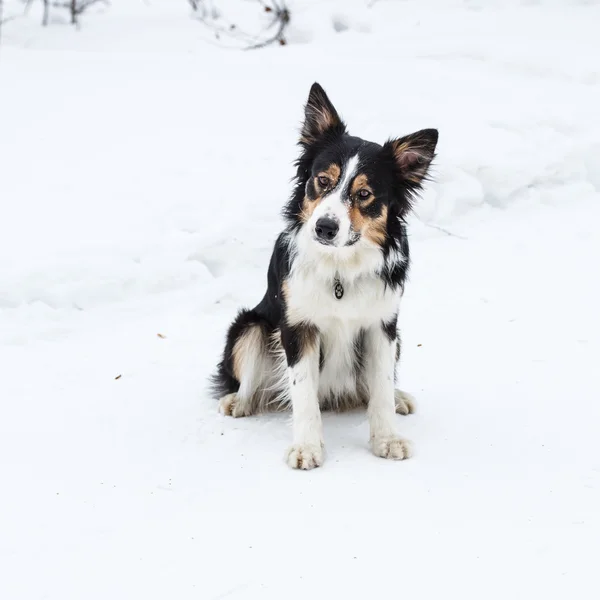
[{"x1": 285, "y1": 83, "x2": 438, "y2": 258}]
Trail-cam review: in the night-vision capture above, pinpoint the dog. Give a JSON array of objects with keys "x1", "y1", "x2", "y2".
[{"x1": 210, "y1": 83, "x2": 438, "y2": 469}]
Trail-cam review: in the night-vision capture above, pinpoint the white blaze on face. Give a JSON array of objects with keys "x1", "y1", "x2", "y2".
[{"x1": 310, "y1": 154, "x2": 359, "y2": 247}]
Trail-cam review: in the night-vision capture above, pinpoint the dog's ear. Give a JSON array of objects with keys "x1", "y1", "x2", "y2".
[
  {"x1": 383, "y1": 128, "x2": 438, "y2": 185},
  {"x1": 300, "y1": 83, "x2": 345, "y2": 146}
]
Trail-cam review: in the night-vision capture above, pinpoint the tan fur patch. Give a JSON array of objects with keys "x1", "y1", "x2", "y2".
[
  {"x1": 300, "y1": 195, "x2": 318, "y2": 222},
  {"x1": 350, "y1": 174, "x2": 375, "y2": 205},
  {"x1": 300, "y1": 107, "x2": 341, "y2": 145},
  {"x1": 297, "y1": 322, "x2": 319, "y2": 355},
  {"x1": 300, "y1": 164, "x2": 342, "y2": 222},
  {"x1": 232, "y1": 326, "x2": 264, "y2": 381},
  {"x1": 349, "y1": 204, "x2": 365, "y2": 233},
  {"x1": 318, "y1": 164, "x2": 341, "y2": 187},
  {"x1": 392, "y1": 141, "x2": 429, "y2": 184},
  {"x1": 349, "y1": 204, "x2": 388, "y2": 247},
  {"x1": 393, "y1": 142, "x2": 410, "y2": 157}
]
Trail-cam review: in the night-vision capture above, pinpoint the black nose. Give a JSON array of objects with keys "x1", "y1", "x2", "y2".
[{"x1": 315, "y1": 217, "x2": 339, "y2": 242}]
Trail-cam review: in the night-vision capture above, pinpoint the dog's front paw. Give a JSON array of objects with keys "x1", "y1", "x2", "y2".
[
  {"x1": 395, "y1": 390, "x2": 416, "y2": 415},
  {"x1": 370, "y1": 436, "x2": 412, "y2": 461},
  {"x1": 286, "y1": 443, "x2": 324, "y2": 470}
]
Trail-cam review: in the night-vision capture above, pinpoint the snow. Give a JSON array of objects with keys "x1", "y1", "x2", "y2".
[{"x1": 1, "y1": 0, "x2": 600, "y2": 598}]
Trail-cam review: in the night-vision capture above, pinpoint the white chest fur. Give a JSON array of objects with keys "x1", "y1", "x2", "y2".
[
  {"x1": 283, "y1": 231, "x2": 403, "y2": 405},
  {"x1": 285, "y1": 265, "x2": 400, "y2": 329},
  {"x1": 285, "y1": 266, "x2": 400, "y2": 405}
]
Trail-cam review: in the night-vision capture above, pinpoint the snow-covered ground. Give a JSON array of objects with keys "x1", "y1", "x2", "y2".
[{"x1": 1, "y1": 1, "x2": 600, "y2": 598}]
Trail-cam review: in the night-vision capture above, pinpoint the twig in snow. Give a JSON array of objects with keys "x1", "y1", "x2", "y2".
[{"x1": 421, "y1": 221, "x2": 468, "y2": 240}]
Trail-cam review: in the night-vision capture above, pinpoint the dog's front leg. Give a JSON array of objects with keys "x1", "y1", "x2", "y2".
[
  {"x1": 281, "y1": 322, "x2": 323, "y2": 470},
  {"x1": 365, "y1": 321, "x2": 412, "y2": 460}
]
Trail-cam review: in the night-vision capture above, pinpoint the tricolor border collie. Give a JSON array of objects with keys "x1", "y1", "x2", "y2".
[{"x1": 211, "y1": 83, "x2": 438, "y2": 470}]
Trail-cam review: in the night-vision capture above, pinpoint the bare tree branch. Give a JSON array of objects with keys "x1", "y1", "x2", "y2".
[
  {"x1": 22, "y1": 0, "x2": 107, "y2": 27},
  {"x1": 245, "y1": 4, "x2": 289, "y2": 50},
  {"x1": 191, "y1": 0, "x2": 291, "y2": 50}
]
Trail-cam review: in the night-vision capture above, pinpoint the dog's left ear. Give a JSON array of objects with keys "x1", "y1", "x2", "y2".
[
  {"x1": 383, "y1": 128, "x2": 438, "y2": 185},
  {"x1": 300, "y1": 83, "x2": 346, "y2": 146}
]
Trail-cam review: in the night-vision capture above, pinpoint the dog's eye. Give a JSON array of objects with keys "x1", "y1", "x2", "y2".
[
  {"x1": 358, "y1": 189, "x2": 371, "y2": 199},
  {"x1": 317, "y1": 175, "x2": 330, "y2": 188}
]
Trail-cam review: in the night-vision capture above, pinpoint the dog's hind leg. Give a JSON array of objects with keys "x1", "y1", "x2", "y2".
[{"x1": 211, "y1": 309, "x2": 271, "y2": 418}]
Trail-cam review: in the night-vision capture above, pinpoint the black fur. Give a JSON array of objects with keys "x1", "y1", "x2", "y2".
[
  {"x1": 352, "y1": 328, "x2": 366, "y2": 380},
  {"x1": 280, "y1": 322, "x2": 319, "y2": 369},
  {"x1": 381, "y1": 314, "x2": 398, "y2": 343}
]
